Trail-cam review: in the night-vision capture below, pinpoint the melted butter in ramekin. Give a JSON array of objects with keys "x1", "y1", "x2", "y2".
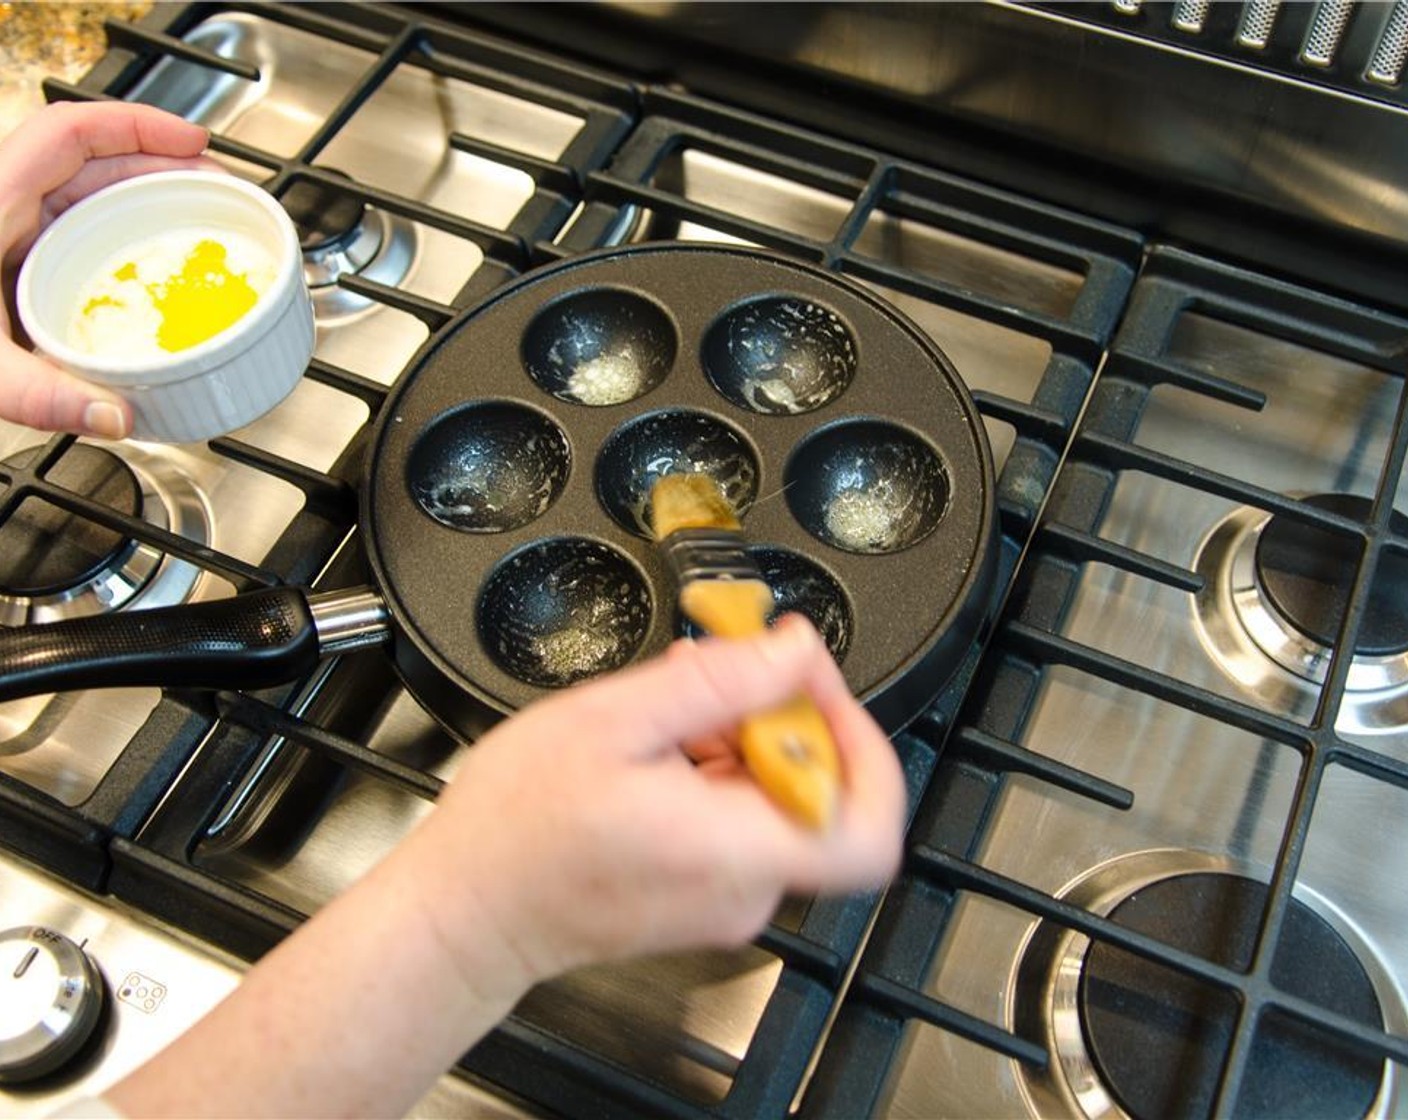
[{"x1": 69, "y1": 229, "x2": 277, "y2": 358}]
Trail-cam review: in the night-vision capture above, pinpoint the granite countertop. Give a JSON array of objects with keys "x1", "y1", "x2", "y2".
[{"x1": 0, "y1": 1, "x2": 153, "y2": 140}]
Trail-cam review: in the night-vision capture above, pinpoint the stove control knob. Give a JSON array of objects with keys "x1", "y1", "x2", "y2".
[{"x1": 0, "y1": 926, "x2": 105, "y2": 1084}]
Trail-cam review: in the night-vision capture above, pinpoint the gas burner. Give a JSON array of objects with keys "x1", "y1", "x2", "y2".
[
  {"x1": 1009, "y1": 850, "x2": 1404, "y2": 1120},
  {"x1": 1254, "y1": 495, "x2": 1408, "y2": 660},
  {"x1": 0, "y1": 444, "x2": 210, "y2": 626},
  {"x1": 1193, "y1": 500, "x2": 1408, "y2": 735},
  {"x1": 1082, "y1": 874, "x2": 1381, "y2": 1120},
  {"x1": 282, "y1": 173, "x2": 416, "y2": 320}
]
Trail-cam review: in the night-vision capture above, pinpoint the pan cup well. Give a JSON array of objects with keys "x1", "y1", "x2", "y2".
[
  {"x1": 678, "y1": 546, "x2": 854, "y2": 662},
  {"x1": 595, "y1": 409, "x2": 762, "y2": 538},
  {"x1": 522, "y1": 287, "x2": 677, "y2": 407},
  {"x1": 407, "y1": 402, "x2": 571, "y2": 533},
  {"x1": 701, "y1": 295, "x2": 857, "y2": 415},
  {"x1": 478, "y1": 537, "x2": 653, "y2": 688},
  {"x1": 785, "y1": 420, "x2": 949, "y2": 554}
]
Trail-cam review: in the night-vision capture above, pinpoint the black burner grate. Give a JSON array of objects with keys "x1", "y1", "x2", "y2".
[
  {"x1": 9, "y1": 2, "x2": 1405, "y2": 1118},
  {"x1": 27, "y1": 5, "x2": 1136, "y2": 1116},
  {"x1": 12, "y1": 0, "x2": 1143, "y2": 1114},
  {"x1": 0, "y1": 422, "x2": 355, "y2": 886},
  {"x1": 807, "y1": 247, "x2": 1408, "y2": 1117}
]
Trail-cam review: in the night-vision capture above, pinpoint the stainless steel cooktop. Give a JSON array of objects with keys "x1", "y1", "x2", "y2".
[
  {"x1": 3, "y1": 5, "x2": 1405, "y2": 1119},
  {"x1": 890, "y1": 312, "x2": 1408, "y2": 1117}
]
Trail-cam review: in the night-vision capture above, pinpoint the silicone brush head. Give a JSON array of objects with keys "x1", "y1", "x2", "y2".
[{"x1": 650, "y1": 473, "x2": 742, "y2": 537}]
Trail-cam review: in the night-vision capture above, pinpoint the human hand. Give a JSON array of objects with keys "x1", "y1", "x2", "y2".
[
  {"x1": 415, "y1": 614, "x2": 907, "y2": 995},
  {"x1": 0, "y1": 101, "x2": 215, "y2": 438},
  {"x1": 104, "y1": 616, "x2": 905, "y2": 1120}
]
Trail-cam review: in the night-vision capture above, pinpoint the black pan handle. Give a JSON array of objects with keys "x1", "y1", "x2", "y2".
[{"x1": 0, "y1": 587, "x2": 322, "y2": 703}]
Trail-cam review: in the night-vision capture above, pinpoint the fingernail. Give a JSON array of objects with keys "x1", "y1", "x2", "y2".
[{"x1": 82, "y1": 401, "x2": 129, "y2": 440}]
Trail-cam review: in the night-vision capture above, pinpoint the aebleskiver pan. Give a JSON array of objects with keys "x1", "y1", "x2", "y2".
[{"x1": 0, "y1": 243, "x2": 997, "y2": 740}]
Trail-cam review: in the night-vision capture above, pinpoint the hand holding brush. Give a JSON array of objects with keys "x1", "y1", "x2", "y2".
[{"x1": 651, "y1": 473, "x2": 842, "y2": 830}]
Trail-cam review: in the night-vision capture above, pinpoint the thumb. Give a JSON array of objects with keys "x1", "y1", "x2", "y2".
[
  {"x1": 548, "y1": 614, "x2": 838, "y2": 758},
  {"x1": 0, "y1": 338, "x2": 131, "y2": 438}
]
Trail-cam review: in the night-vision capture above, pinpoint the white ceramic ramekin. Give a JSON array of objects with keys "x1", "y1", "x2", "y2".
[{"x1": 17, "y1": 170, "x2": 314, "y2": 443}]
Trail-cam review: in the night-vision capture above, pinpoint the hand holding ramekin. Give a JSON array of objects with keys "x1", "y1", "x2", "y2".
[{"x1": 18, "y1": 170, "x2": 314, "y2": 443}]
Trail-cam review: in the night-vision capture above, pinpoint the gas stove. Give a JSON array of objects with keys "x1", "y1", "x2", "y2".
[{"x1": 2, "y1": 3, "x2": 1407, "y2": 1118}]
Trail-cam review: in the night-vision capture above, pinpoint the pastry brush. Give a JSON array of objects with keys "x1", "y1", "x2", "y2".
[{"x1": 650, "y1": 473, "x2": 841, "y2": 831}]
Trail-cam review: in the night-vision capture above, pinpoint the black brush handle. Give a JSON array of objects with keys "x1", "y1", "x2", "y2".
[{"x1": 0, "y1": 587, "x2": 320, "y2": 702}]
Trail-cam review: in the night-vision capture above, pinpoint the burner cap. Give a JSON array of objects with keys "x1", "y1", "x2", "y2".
[
  {"x1": 0, "y1": 445, "x2": 143, "y2": 599},
  {"x1": 283, "y1": 173, "x2": 367, "y2": 253},
  {"x1": 1255, "y1": 494, "x2": 1408, "y2": 657},
  {"x1": 1080, "y1": 872, "x2": 1383, "y2": 1120}
]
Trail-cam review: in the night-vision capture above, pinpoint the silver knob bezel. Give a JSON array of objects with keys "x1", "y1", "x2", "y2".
[{"x1": 0, "y1": 925, "x2": 105, "y2": 1084}]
